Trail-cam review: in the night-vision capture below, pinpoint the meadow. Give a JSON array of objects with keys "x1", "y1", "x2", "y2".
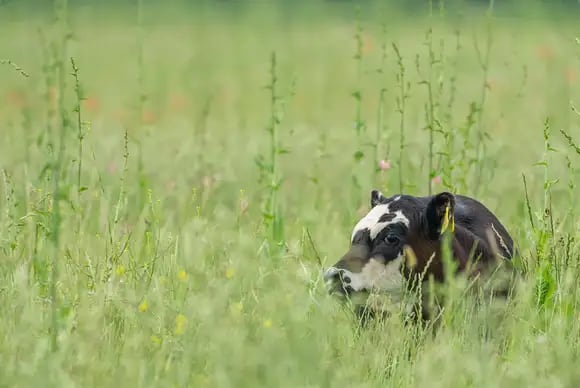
[{"x1": 1, "y1": 1, "x2": 580, "y2": 386}]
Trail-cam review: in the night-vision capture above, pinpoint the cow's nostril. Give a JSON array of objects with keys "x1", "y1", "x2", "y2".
[{"x1": 323, "y1": 267, "x2": 341, "y2": 283}]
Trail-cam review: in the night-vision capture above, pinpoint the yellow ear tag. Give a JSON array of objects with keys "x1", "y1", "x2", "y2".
[
  {"x1": 403, "y1": 245, "x2": 417, "y2": 269},
  {"x1": 450, "y1": 212, "x2": 455, "y2": 232},
  {"x1": 440, "y1": 204, "x2": 455, "y2": 235}
]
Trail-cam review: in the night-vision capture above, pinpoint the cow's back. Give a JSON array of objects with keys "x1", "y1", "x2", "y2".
[{"x1": 453, "y1": 194, "x2": 515, "y2": 259}]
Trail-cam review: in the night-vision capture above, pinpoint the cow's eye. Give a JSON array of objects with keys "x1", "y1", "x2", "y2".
[{"x1": 385, "y1": 234, "x2": 399, "y2": 245}]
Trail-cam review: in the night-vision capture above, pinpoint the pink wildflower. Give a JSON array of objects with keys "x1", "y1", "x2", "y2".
[
  {"x1": 107, "y1": 162, "x2": 117, "y2": 175},
  {"x1": 378, "y1": 159, "x2": 391, "y2": 171},
  {"x1": 432, "y1": 175, "x2": 442, "y2": 185}
]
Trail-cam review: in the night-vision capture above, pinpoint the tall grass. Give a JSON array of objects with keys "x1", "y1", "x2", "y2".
[{"x1": 0, "y1": 1, "x2": 580, "y2": 387}]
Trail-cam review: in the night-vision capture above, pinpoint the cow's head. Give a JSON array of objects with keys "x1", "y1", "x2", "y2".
[{"x1": 323, "y1": 189, "x2": 460, "y2": 314}]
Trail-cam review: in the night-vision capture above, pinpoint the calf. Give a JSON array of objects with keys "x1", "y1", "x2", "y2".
[{"x1": 323, "y1": 189, "x2": 517, "y2": 322}]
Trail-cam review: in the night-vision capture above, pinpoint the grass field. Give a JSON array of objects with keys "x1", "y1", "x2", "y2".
[{"x1": 1, "y1": 1, "x2": 580, "y2": 386}]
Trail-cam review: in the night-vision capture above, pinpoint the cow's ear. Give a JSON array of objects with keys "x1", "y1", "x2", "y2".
[
  {"x1": 370, "y1": 189, "x2": 387, "y2": 207},
  {"x1": 425, "y1": 192, "x2": 456, "y2": 239}
]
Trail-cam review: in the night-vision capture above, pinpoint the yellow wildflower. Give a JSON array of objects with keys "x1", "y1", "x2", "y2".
[
  {"x1": 138, "y1": 300, "x2": 148, "y2": 312},
  {"x1": 116, "y1": 265, "x2": 126, "y2": 277},
  {"x1": 225, "y1": 267, "x2": 235, "y2": 279},
  {"x1": 174, "y1": 314, "x2": 188, "y2": 335},
  {"x1": 150, "y1": 335, "x2": 162, "y2": 345},
  {"x1": 263, "y1": 319, "x2": 272, "y2": 328},
  {"x1": 177, "y1": 269, "x2": 188, "y2": 281}
]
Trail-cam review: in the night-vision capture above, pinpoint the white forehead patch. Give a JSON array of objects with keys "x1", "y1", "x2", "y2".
[
  {"x1": 351, "y1": 203, "x2": 391, "y2": 241},
  {"x1": 351, "y1": 197, "x2": 410, "y2": 242},
  {"x1": 370, "y1": 210, "x2": 410, "y2": 240}
]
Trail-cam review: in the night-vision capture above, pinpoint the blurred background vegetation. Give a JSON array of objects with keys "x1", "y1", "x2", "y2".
[{"x1": 1, "y1": 1, "x2": 580, "y2": 387}]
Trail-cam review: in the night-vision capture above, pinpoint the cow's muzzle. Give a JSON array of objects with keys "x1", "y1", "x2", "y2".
[{"x1": 323, "y1": 267, "x2": 355, "y2": 296}]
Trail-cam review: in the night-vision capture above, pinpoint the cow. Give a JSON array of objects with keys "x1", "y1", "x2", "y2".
[{"x1": 323, "y1": 189, "x2": 518, "y2": 324}]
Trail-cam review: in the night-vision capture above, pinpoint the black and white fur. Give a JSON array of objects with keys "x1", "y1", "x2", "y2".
[{"x1": 323, "y1": 189, "x2": 516, "y2": 321}]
